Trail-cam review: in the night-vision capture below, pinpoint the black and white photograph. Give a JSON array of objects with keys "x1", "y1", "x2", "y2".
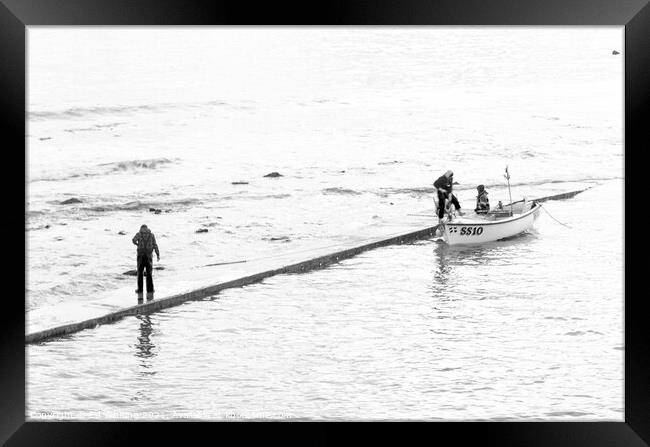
[{"x1": 24, "y1": 26, "x2": 624, "y2": 422}]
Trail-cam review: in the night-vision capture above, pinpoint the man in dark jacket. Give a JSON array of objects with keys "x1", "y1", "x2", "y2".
[
  {"x1": 433, "y1": 170, "x2": 462, "y2": 220},
  {"x1": 132, "y1": 224, "x2": 160, "y2": 294},
  {"x1": 474, "y1": 184, "x2": 490, "y2": 214}
]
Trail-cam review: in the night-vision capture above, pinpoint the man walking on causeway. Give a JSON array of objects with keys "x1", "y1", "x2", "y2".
[{"x1": 132, "y1": 224, "x2": 160, "y2": 295}]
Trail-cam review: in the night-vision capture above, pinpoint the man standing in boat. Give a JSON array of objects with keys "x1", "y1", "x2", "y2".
[
  {"x1": 132, "y1": 224, "x2": 160, "y2": 296},
  {"x1": 474, "y1": 184, "x2": 490, "y2": 214},
  {"x1": 434, "y1": 170, "x2": 462, "y2": 222}
]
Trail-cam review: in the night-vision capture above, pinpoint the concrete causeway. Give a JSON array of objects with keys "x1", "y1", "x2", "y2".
[{"x1": 26, "y1": 187, "x2": 591, "y2": 345}]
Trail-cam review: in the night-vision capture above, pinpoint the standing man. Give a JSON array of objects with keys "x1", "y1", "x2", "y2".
[
  {"x1": 433, "y1": 170, "x2": 462, "y2": 222},
  {"x1": 132, "y1": 224, "x2": 160, "y2": 295}
]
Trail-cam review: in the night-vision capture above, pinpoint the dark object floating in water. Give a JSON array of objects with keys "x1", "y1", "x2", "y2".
[
  {"x1": 232, "y1": 181, "x2": 249, "y2": 185},
  {"x1": 118, "y1": 231, "x2": 127, "y2": 235},
  {"x1": 264, "y1": 172, "x2": 283, "y2": 178},
  {"x1": 149, "y1": 208, "x2": 162, "y2": 214},
  {"x1": 44, "y1": 224, "x2": 51, "y2": 229},
  {"x1": 124, "y1": 266, "x2": 163, "y2": 275},
  {"x1": 60, "y1": 198, "x2": 82, "y2": 205},
  {"x1": 39, "y1": 137, "x2": 52, "y2": 141},
  {"x1": 612, "y1": 50, "x2": 620, "y2": 55},
  {"x1": 196, "y1": 228, "x2": 209, "y2": 233},
  {"x1": 124, "y1": 270, "x2": 150, "y2": 276},
  {"x1": 264, "y1": 236, "x2": 291, "y2": 242}
]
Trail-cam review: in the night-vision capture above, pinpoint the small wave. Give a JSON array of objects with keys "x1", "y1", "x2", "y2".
[
  {"x1": 322, "y1": 187, "x2": 362, "y2": 195},
  {"x1": 28, "y1": 100, "x2": 235, "y2": 121},
  {"x1": 380, "y1": 187, "x2": 435, "y2": 196},
  {"x1": 98, "y1": 158, "x2": 174, "y2": 172},
  {"x1": 82, "y1": 198, "x2": 199, "y2": 213},
  {"x1": 31, "y1": 158, "x2": 176, "y2": 183},
  {"x1": 452, "y1": 176, "x2": 618, "y2": 192},
  {"x1": 247, "y1": 193, "x2": 292, "y2": 200},
  {"x1": 64, "y1": 127, "x2": 102, "y2": 133},
  {"x1": 29, "y1": 104, "x2": 163, "y2": 121},
  {"x1": 64, "y1": 122, "x2": 125, "y2": 133},
  {"x1": 31, "y1": 197, "x2": 199, "y2": 218},
  {"x1": 31, "y1": 172, "x2": 91, "y2": 183},
  {"x1": 545, "y1": 411, "x2": 592, "y2": 417},
  {"x1": 374, "y1": 177, "x2": 617, "y2": 199}
]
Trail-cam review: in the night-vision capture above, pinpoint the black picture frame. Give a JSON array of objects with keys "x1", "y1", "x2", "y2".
[{"x1": 2, "y1": 0, "x2": 647, "y2": 445}]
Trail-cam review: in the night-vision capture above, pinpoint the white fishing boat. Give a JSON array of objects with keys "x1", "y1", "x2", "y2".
[
  {"x1": 439, "y1": 199, "x2": 542, "y2": 245},
  {"x1": 436, "y1": 166, "x2": 543, "y2": 245}
]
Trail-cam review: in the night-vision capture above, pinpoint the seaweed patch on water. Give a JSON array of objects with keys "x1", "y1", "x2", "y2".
[
  {"x1": 28, "y1": 104, "x2": 166, "y2": 120},
  {"x1": 378, "y1": 187, "x2": 434, "y2": 197},
  {"x1": 33, "y1": 197, "x2": 199, "y2": 216},
  {"x1": 82, "y1": 198, "x2": 199, "y2": 213},
  {"x1": 98, "y1": 158, "x2": 175, "y2": 172},
  {"x1": 27, "y1": 99, "x2": 243, "y2": 123},
  {"x1": 322, "y1": 187, "x2": 362, "y2": 195},
  {"x1": 262, "y1": 236, "x2": 291, "y2": 242},
  {"x1": 31, "y1": 157, "x2": 179, "y2": 183}
]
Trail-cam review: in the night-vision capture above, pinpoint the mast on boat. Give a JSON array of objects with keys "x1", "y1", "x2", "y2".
[{"x1": 504, "y1": 165, "x2": 513, "y2": 216}]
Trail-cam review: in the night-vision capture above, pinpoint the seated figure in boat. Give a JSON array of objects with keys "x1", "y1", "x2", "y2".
[
  {"x1": 474, "y1": 184, "x2": 490, "y2": 214},
  {"x1": 433, "y1": 170, "x2": 462, "y2": 222}
]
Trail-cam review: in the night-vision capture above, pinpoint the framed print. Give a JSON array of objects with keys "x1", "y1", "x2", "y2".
[{"x1": 1, "y1": 0, "x2": 648, "y2": 445}]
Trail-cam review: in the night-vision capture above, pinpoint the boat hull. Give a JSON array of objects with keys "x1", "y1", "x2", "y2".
[{"x1": 442, "y1": 203, "x2": 541, "y2": 245}]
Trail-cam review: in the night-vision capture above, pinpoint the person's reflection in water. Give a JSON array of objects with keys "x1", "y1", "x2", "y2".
[
  {"x1": 433, "y1": 243, "x2": 452, "y2": 286},
  {"x1": 135, "y1": 314, "x2": 157, "y2": 376},
  {"x1": 429, "y1": 243, "x2": 457, "y2": 323},
  {"x1": 432, "y1": 243, "x2": 494, "y2": 293}
]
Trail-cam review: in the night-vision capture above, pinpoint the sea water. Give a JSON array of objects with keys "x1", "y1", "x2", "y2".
[{"x1": 26, "y1": 27, "x2": 623, "y2": 420}]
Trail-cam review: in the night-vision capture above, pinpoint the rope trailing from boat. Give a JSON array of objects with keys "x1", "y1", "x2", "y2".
[{"x1": 539, "y1": 204, "x2": 572, "y2": 229}]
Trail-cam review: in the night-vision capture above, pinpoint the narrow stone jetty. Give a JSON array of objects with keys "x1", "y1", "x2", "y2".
[
  {"x1": 25, "y1": 186, "x2": 593, "y2": 345},
  {"x1": 510, "y1": 186, "x2": 592, "y2": 205}
]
